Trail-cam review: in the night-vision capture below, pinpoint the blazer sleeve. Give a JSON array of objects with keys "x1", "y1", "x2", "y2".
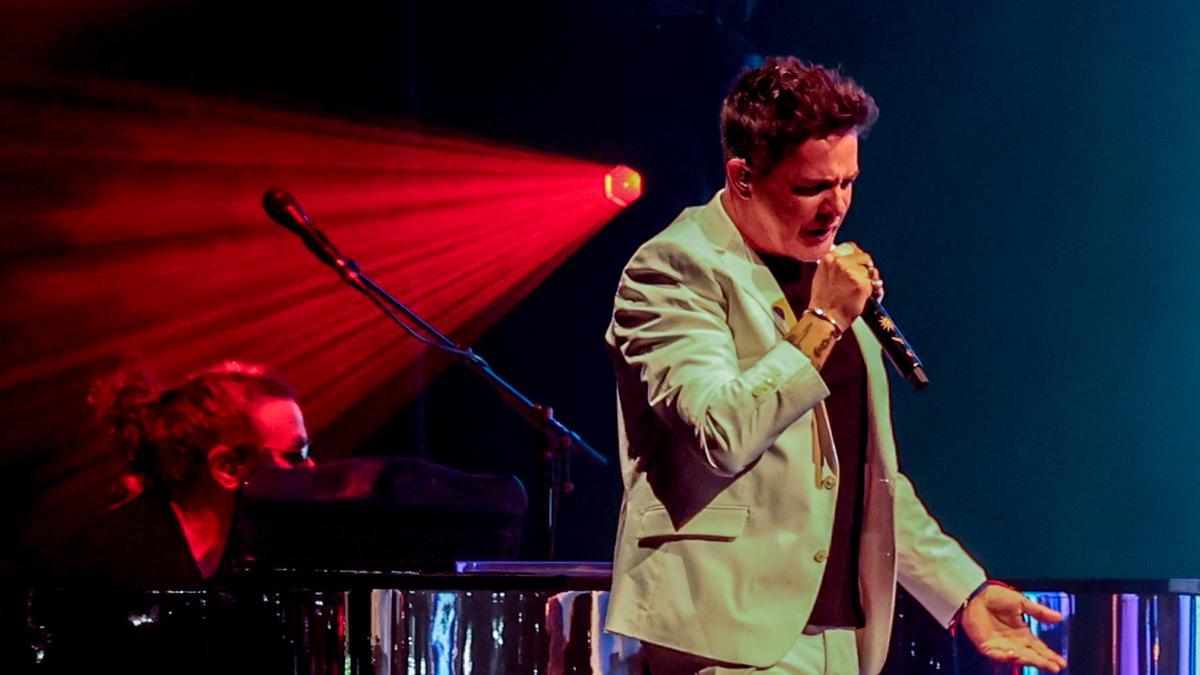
[
  {"x1": 893, "y1": 472, "x2": 988, "y2": 626},
  {"x1": 608, "y1": 239, "x2": 830, "y2": 476}
]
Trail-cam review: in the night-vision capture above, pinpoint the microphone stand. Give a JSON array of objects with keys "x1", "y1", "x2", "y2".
[{"x1": 278, "y1": 211, "x2": 606, "y2": 561}]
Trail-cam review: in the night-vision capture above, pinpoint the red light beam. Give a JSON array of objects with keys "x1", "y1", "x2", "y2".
[{"x1": 0, "y1": 72, "x2": 636, "y2": 471}]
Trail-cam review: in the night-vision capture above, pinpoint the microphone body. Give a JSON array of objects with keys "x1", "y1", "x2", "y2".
[
  {"x1": 262, "y1": 188, "x2": 358, "y2": 277},
  {"x1": 861, "y1": 299, "x2": 928, "y2": 389},
  {"x1": 829, "y1": 243, "x2": 928, "y2": 389}
]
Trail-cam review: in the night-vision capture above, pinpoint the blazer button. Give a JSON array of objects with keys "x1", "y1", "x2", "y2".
[
  {"x1": 821, "y1": 476, "x2": 837, "y2": 490},
  {"x1": 751, "y1": 384, "x2": 767, "y2": 397},
  {"x1": 813, "y1": 549, "x2": 828, "y2": 563}
]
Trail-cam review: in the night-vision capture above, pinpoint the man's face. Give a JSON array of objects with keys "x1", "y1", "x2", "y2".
[
  {"x1": 738, "y1": 133, "x2": 860, "y2": 261},
  {"x1": 251, "y1": 398, "x2": 313, "y2": 468}
]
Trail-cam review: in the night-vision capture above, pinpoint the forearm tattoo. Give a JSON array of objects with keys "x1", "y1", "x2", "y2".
[
  {"x1": 812, "y1": 334, "x2": 836, "y2": 359},
  {"x1": 791, "y1": 323, "x2": 812, "y2": 344}
]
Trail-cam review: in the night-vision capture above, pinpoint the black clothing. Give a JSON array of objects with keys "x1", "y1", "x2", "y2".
[
  {"x1": 759, "y1": 253, "x2": 868, "y2": 629},
  {"x1": 20, "y1": 493, "x2": 290, "y2": 674},
  {"x1": 44, "y1": 492, "x2": 211, "y2": 589}
]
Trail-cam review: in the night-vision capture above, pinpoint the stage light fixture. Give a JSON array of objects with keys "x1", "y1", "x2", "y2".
[{"x1": 605, "y1": 165, "x2": 643, "y2": 207}]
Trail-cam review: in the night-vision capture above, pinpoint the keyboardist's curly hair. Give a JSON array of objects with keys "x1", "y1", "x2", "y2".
[
  {"x1": 721, "y1": 56, "x2": 878, "y2": 175},
  {"x1": 90, "y1": 361, "x2": 294, "y2": 500}
]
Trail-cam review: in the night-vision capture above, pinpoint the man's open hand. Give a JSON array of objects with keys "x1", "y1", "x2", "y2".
[{"x1": 960, "y1": 584, "x2": 1068, "y2": 673}]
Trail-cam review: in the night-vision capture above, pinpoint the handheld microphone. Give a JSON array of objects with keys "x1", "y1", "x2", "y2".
[
  {"x1": 831, "y1": 242, "x2": 928, "y2": 389},
  {"x1": 262, "y1": 188, "x2": 356, "y2": 276},
  {"x1": 862, "y1": 298, "x2": 928, "y2": 389}
]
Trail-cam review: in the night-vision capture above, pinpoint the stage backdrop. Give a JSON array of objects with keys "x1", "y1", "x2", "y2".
[{"x1": 3, "y1": 0, "x2": 1198, "y2": 573}]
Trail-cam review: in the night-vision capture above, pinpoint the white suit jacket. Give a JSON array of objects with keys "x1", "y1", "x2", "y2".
[{"x1": 603, "y1": 192, "x2": 986, "y2": 674}]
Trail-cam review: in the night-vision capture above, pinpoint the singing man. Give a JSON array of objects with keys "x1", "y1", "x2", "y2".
[{"x1": 603, "y1": 56, "x2": 1067, "y2": 674}]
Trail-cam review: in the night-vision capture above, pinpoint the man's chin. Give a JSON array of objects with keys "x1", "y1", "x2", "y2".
[{"x1": 789, "y1": 240, "x2": 834, "y2": 262}]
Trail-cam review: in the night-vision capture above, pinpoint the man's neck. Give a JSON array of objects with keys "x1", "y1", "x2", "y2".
[
  {"x1": 719, "y1": 186, "x2": 777, "y2": 259},
  {"x1": 719, "y1": 187, "x2": 742, "y2": 230},
  {"x1": 170, "y1": 491, "x2": 235, "y2": 581}
]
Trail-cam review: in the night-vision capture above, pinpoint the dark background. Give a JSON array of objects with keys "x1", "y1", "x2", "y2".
[{"x1": 4, "y1": 0, "x2": 1199, "y2": 578}]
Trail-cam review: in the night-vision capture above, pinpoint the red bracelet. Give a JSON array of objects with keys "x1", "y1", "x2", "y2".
[{"x1": 948, "y1": 580, "x2": 1019, "y2": 635}]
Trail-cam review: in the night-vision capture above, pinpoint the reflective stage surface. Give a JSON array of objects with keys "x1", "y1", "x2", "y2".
[
  {"x1": 884, "y1": 579, "x2": 1200, "y2": 674},
  {"x1": 21, "y1": 572, "x2": 1200, "y2": 674},
  {"x1": 23, "y1": 563, "x2": 611, "y2": 674}
]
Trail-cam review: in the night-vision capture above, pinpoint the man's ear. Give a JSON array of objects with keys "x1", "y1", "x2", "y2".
[
  {"x1": 207, "y1": 444, "x2": 257, "y2": 491},
  {"x1": 725, "y1": 157, "x2": 753, "y2": 199}
]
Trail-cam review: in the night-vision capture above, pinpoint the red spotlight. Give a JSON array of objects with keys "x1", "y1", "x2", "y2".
[
  {"x1": 604, "y1": 165, "x2": 642, "y2": 207},
  {"x1": 0, "y1": 74, "x2": 632, "y2": 461}
]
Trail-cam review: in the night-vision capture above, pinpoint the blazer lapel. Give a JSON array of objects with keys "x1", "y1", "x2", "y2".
[
  {"x1": 734, "y1": 252, "x2": 792, "y2": 337},
  {"x1": 852, "y1": 317, "x2": 900, "y2": 477},
  {"x1": 812, "y1": 401, "x2": 840, "y2": 484},
  {"x1": 696, "y1": 192, "x2": 791, "y2": 337}
]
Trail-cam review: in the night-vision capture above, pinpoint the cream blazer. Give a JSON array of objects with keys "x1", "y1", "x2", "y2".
[{"x1": 603, "y1": 192, "x2": 986, "y2": 674}]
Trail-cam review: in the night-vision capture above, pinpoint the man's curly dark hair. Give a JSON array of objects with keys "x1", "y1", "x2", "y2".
[{"x1": 721, "y1": 56, "x2": 878, "y2": 175}]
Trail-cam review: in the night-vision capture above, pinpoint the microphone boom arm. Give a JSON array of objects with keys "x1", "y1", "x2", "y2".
[{"x1": 263, "y1": 187, "x2": 606, "y2": 559}]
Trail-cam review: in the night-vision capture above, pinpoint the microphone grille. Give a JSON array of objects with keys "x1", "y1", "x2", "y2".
[{"x1": 262, "y1": 187, "x2": 307, "y2": 227}]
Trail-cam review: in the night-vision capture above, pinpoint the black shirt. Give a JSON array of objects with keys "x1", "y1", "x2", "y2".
[
  {"x1": 759, "y1": 253, "x2": 867, "y2": 629},
  {"x1": 39, "y1": 491, "x2": 211, "y2": 590},
  {"x1": 24, "y1": 493, "x2": 292, "y2": 673}
]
